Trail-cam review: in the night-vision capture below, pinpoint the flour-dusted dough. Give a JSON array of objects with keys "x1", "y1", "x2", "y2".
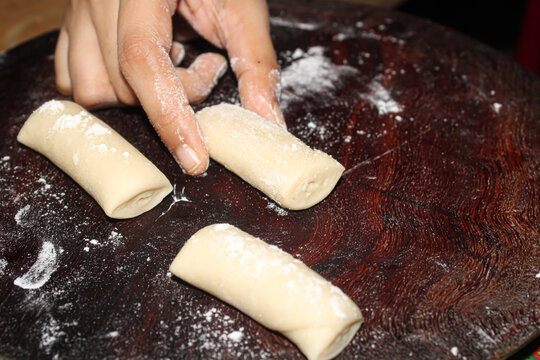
[
  {"x1": 170, "y1": 224, "x2": 363, "y2": 360},
  {"x1": 17, "y1": 100, "x2": 173, "y2": 219},
  {"x1": 196, "y1": 104, "x2": 345, "y2": 210}
]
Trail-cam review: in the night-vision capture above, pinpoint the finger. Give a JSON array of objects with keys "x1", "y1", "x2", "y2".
[
  {"x1": 88, "y1": 0, "x2": 138, "y2": 106},
  {"x1": 175, "y1": 52, "x2": 227, "y2": 104},
  {"x1": 221, "y1": 1, "x2": 286, "y2": 128},
  {"x1": 67, "y1": 2, "x2": 118, "y2": 108},
  {"x1": 170, "y1": 41, "x2": 185, "y2": 66},
  {"x1": 234, "y1": 58, "x2": 285, "y2": 128},
  {"x1": 55, "y1": 26, "x2": 72, "y2": 95},
  {"x1": 118, "y1": 0, "x2": 208, "y2": 175}
]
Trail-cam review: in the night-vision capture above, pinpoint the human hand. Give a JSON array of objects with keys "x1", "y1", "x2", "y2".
[{"x1": 55, "y1": 0, "x2": 284, "y2": 175}]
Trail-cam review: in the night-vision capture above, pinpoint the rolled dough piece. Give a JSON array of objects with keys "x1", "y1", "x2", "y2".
[
  {"x1": 17, "y1": 100, "x2": 173, "y2": 219},
  {"x1": 196, "y1": 103, "x2": 345, "y2": 210},
  {"x1": 170, "y1": 223, "x2": 363, "y2": 360}
]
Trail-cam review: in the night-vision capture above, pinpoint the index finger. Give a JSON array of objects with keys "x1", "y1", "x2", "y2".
[{"x1": 118, "y1": 0, "x2": 208, "y2": 175}]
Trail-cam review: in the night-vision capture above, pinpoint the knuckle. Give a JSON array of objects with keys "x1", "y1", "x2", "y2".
[
  {"x1": 233, "y1": 57, "x2": 278, "y2": 79},
  {"x1": 115, "y1": 87, "x2": 138, "y2": 106},
  {"x1": 108, "y1": 69, "x2": 139, "y2": 105},
  {"x1": 72, "y1": 82, "x2": 109, "y2": 108},
  {"x1": 197, "y1": 52, "x2": 226, "y2": 63},
  {"x1": 118, "y1": 37, "x2": 154, "y2": 71}
]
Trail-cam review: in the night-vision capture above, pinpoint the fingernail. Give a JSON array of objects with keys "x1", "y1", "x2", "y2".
[
  {"x1": 171, "y1": 41, "x2": 185, "y2": 66},
  {"x1": 215, "y1": 61, "x2": 228, "y2": 80},
  {"x1": 270, "y1": 103, "x2": 287, "y2": 130},
  {"x1": 276, "y1": 110, "x2": 287, "y2": 130},
  {"x1": 176, "y1": 144, "x2": 201, "y2": 174}
]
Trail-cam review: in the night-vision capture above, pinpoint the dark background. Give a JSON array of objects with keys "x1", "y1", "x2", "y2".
[{"x1": 398, "y1": 0, "x2": 527, "y2": 57}]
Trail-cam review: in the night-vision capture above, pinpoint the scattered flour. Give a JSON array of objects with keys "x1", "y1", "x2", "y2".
[
  {"x1": 266, "y1": 201, "x2": 288, "y2": 216},
  {"x1": 96, "y1": 144, "x2": 108, "y2": 153},
  {"x1": 15, "y1": 204, "x2": 31, "y2": 225},
  {"x1": 14, "y1": 241, "x2": 58, "y2": 289},
  {"x1": 205, "y1": 308, "x2": 218, "y2": 322},
  {"x1": 51, "y1": 112, "x2": 87, "y2": 132},
  {"x1": 475, "y1": 327, "x2": 497, "y2": 345},
  {"x1": 361, "y1": 78, "x2": 403, "y2": 115},
  {"x1": 9, "y1": 174, "x2": 67, "y2": 229},
  {"x1": 103, "y1": 331, "x2": 120, "y2": 338},
  {"x1": 450, "y1": 346, "x2": 459, "y2": 356},
  {"x1": 38, "y1": 100, "x2": 65, "y2": 114},
  {"x1": 177, "y1": 305, "x2": 259, "y2": 357},
  {"x1": 40, "y1": 315, "x2": 65, "y2": 354},
  {"x1": 171, "y1": 184, "x2": 191, "y2": 203},
  {"x1": 158, "y1": 184, "x2": 191, "y2": 219},
  {"x1": 280, "y1": 46, "x2": 358, "y2": 107},
  {"x1": 227, "y1": 331, "x2": 244, "y2": 342},
  {"x1": 0, "y1": 258, "x2": 7, "y2": 275},
  {"x1": 85, "y1": 123, "x2": 111, "y2": 137},
  {"x1": 333, "y1": 33, "x2": 352, "y2": 41},
  {"x1": 270, "y1": 17, "x2": 320, "y2": 31},
  {"x1": 37, "y1": 177, "x2": 52, "y2": 191},
  {"x1": 107, "y1": 229, "x2": 124, "y2": 246},
  {"x1": 492, "y1": 102, "x2": 502, "y2": 113}
]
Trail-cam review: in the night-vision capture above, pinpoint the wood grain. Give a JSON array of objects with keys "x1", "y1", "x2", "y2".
[{"x1": 0, "y1": 1, "x2": 538, "y2": 359}]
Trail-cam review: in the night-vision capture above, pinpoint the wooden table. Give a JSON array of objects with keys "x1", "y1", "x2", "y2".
[
  {"x1": 0, "y1": 0, "x2": 67, "y2": 52},
  {"x1": 0, "y1": 1, "x2": 538, "y2": 359}
]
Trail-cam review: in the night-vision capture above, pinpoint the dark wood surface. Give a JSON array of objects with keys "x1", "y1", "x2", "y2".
[{"x1": 0, "y1": 1, "x2": 538, "y2": 359}]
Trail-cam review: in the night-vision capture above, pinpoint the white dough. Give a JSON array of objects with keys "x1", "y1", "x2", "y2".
[
  {"x1": 196, "y1": 104, "x2": 345, "y2": 210},
  {"x1": 170, "y1": 224, "x2": 363, "y2": 360},
  {"x1": 17, "y1": 100, "x2": 173, "y2": 219}
]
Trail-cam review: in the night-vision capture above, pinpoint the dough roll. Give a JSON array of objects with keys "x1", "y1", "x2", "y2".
[
  {"x1": 196, "y1": 104, "x2": 345, "y2": 210},
  {"x1": 17, "y1": 100, "x2": 173, "y2": 219},
  {"x1": 170, "y1": 224, "x2": 363, "y2": 360}
]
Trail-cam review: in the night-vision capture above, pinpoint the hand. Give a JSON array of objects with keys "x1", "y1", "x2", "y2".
[{"x1": 55, "y1": 0, "x2": 285, "y2": 175}]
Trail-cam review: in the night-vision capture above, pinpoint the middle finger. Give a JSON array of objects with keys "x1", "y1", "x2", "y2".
[{"x1": 88, "y1": 0, "x2": 138, "y2": 105}]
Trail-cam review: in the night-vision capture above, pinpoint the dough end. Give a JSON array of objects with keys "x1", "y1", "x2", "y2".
[
  {"x1": 285, "y1": 318, "x2": 363, "y2": 360},
  {"x1": 109, "y1": 184, "x2": 173, "y2": 219}
]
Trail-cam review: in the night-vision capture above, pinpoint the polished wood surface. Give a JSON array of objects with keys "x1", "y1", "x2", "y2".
[{"x1": 0, "y1": 1, "x2": 538, "y2": 359}]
